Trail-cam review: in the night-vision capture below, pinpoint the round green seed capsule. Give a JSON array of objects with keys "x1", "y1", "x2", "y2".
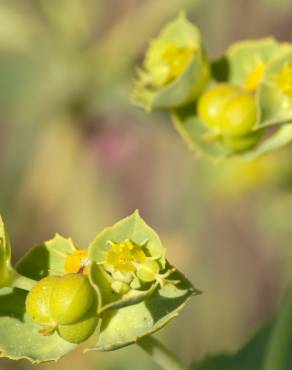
[
  {"x1": 220, "y1": 93, "x2": 258, "y2": 137},
  {"x1": 57, "y1": 308, "x2": 98, "y2": 344},
  {"x1": 137, "y1": 260, "x2": 160, "y2": 282},
  {"x1": 222, "y1": 129, "x2": 263, "y2": 152},
  {"x1": 111, "y1": 280, "x2": 130, "y2": 295},
  {"x1": 198, "y1": 84, "x2": 241, "y2": 130},
  {"x1": 26, "y1": 276, "x2": 59, "y2": 325},
  {"x1": 50, "y1": 273, "x2": 96, "y2": 325}
]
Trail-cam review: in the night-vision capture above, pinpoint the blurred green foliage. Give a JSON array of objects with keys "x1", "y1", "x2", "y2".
[{"x1": 1, "y1": 0, "x2": 292, "y2": 370}]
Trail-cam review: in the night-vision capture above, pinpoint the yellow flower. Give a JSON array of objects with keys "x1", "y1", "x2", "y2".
[
  {"x1": 106, "y1": 240, "x2": 146, "y2": 273},
  {"x1": 145, "y1": 42, "x2": 195, "y2": 88},
  {"x1": 64, "y1": 249, "x2": 89, "y2": 275}
]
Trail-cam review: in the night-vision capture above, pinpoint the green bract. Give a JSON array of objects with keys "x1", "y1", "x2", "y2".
[
  {"x1": 132, "y1": 12, "x2": 210, "y2": 111},
  {"x1": 259, "y1": 50, "x2": 292, "y2": 124},
  {"x1": 0, "y1": 211, "x2": 199, "y2": 362},
  {"x1": 87, "y1": 210, "x2": 198, "y2": 351}
]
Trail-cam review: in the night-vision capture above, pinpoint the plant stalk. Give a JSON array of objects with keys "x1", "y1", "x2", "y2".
[
  {"x1": 263, "y1": 286, "x2": 292, "y2": 370},
  {"x1": 138, "y1": 336, "x2": 188, "y2": 370}
]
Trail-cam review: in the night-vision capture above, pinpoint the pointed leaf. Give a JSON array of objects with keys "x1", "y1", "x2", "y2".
[
  {"x1": 243, "y1": 124, "x2": 292, "y2": 160},
  {"x1": 191, "y1": 321, "x2": 273, "y2": 370},
  {"x1": 223, "y1": 38, "x2": 283, "y2": 87},
  {"x1": 87, "y1": 267, "x2": 197, "y2": 351},
  {"x1": 89, "y1": 264, "x2": 158, "y2": 314},
  {"x1": 172, "y1": 105, "x2": 230, "y2": 160},
  {"x1": 258, "y1": 50, "x2": 292, "y2": 125},
  {"x1": 16, "y1": 234, "x2": 77, "y2": 280},
  {"x1": 89, "y1": 211, "x2": 166, "y2": 267}
]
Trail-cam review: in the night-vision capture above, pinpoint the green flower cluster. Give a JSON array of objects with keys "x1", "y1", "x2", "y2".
[
  {"x1": 132, "y1": 13, "x2": 292, "y2": 160},
  {"x1": 0, "y1": 212, "x2": 198, "y2": 363}
]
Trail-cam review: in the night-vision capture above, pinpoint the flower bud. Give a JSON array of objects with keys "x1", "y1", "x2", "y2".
[
  {"x1": 137, "y1": 260, "x2": 160, "y2": 283},
  {"x1": 111, "y1": 281, "x2": 130, "y2": 295}
]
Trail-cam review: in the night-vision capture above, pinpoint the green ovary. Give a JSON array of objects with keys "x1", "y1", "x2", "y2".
[
  {"x1": 26, "y1": 276, "x2": 59, "y2": 325},
  {"x1": 25, "y1": 273, "x2": 98, "y2": 344},
  {"x1": 222, "y1": 129, "x2": 263, "y2": 152},
  {"x1": 198, "y1": 84, "x2": 241, "y2": 129},
  {"x1": 219, "y1": 93, "x2": 258, "y2": 137},
  {"x1": 50, "y1": 273, "x2": 96, "y2": 325},
  {"x1": 57, "y1": 308, "x2": 98, "y2": 344}
]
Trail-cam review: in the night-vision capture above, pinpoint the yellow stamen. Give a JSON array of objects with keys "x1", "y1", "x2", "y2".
[
  {"x1": 244, "y1": 63, "x2": 266, "y2": 91},
  {"x1": 64, "y1": 249, "x2": 89, "y2": 275},
  {"x1": 276, "y1": 64, "x2": 292, "y2": 98},
  {"x1": 106, "y1": 240, "x2": 147, "y2": 273}
]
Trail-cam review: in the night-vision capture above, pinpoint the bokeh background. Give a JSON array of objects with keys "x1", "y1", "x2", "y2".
[{"x1": 1, "y1": 0, "x2": 292, "y2": 369}]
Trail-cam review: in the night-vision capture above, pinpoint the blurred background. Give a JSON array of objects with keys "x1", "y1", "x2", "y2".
[{"x1": 1, "y1": 0, "x2": 292, "y2": 369}]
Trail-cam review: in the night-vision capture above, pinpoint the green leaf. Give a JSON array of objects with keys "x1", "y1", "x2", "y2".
[
  {"x1": 172, "y1": 105, "x2": 292, "y2": 161},
  {"x1": 89, "y1": 263, "x2": 158, "y2": 314},
  {"x1": 0, "y1": 214, "x2": 12, "y2": 287},
  {"x1": 258, "y1": 50, "x2": 292, "y2": 125},
  {"x1": 0, "y1": 287, "x2": 76, "y2": 362},
  {"x1": 86, "y1": 267, "x2": 197, "y2": 351},
  {"x1": 191, "y1": 321, "x2": 273, "y2": 370},
  {"x1": 131, "y1": 12, "x2": 210, "y2": 110},
  {"x1": 88, "y1": 210, "x2": 166, "y2": 311},
  {"x1": 222, "y1": 38, "x2": 283, "y2": 87},
  {"x1": 16, "y1": 234, "x2": 77, "y2": 280},
  {"x1": 191, "y1": 317, "x2": 292, "y2": 370},
  {"x1": 243, "y1": 124, "x2": 292, "y2": 160},
  {"x1": 172, "y1": 105, "x2": 230, "y2": 160}
]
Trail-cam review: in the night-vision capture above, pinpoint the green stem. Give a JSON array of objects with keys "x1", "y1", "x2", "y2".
[
  {"x1": 138, "y1": 336, "x2": 188, "y2": 370},
  {"x1": 263, "y1": 287, "x2": 292, "y2": 370}
]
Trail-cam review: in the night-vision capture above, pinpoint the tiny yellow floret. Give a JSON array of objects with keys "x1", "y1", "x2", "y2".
[
  {"x1": 244, "y1": 63, "x2": 266, "y2": 91},
  {"x1": 106, "y1": 240, "x2": 146, "y2": 273},
  {"x1": 64, "y1": 249, "x2": 89, "y2": 275},
  {"x1": 145, "y1": 42, "x2": 195, "y2": 87},
  {"x1": 276, "y1": 64, "x2": 292, "y2": 98}
]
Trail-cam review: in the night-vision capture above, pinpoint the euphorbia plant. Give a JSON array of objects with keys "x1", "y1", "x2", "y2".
[
  {"x1": 0, "y1": 211, "x2": 199, "y2": 370},
  {"x1": 132, "y1": 12, "x2": 292, "y2": 160}
]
